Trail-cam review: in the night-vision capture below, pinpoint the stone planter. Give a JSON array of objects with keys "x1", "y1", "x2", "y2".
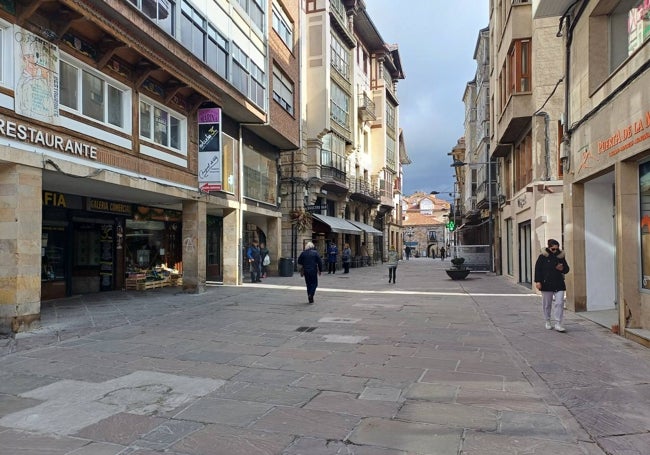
[{"x1": 445, "y1": 269, "x2": 471, "y2": 280}]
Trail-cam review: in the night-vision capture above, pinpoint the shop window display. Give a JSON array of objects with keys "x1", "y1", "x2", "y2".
[
  {"x1": 640, "y1": 161, "x2": 650, "y2": 289},
  {"x1": 125, "y1": 207, "x2": 182, "y2": 288}
]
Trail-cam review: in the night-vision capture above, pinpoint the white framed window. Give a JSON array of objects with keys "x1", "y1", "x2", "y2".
[
  {"x1": 250, "y1": 61, "x2": 265, "y2": 108},
  {"x1": 330, "y1": 33, "x2": 349, "y2": 78},
  {"x1": 386, "y1": 102, "x2": 396, "y2": 132},
  {"x1": 272, "y1": 66, "x2": 293, "y2": 114},
  {"x1": 236, "y1": 0, "x2": 265, "y2": 32},
  {"x1": 0, "y1": 20, "x2": 13, "y2": 88},
  {"x1": 232, "y1": 44, "x2": 250, "y2": 96},
  {"x1": 139, "y1": 96, "x2": 186, "y2": 153},
  {"x1": 207, "y1": 25, "x2": 228, "y2": 79},
  {"x1": 330, "y1": 81, "x2": 349, "y2": 127},
  {"x1": 127, "y1": 0, "x2": 175, "y2": 36},
  {"x1": 59, "y1": 55, "x2": 130, "y2": 130},
  {"x1": 272, "y1": 2, "x2": 293, "y2": 48},
  {"x1": 181, "y1": 0, "x2": 206, "y2": 60}
]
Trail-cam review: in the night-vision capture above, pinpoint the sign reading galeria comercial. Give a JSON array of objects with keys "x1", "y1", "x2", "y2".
[{"x1": 197, "y1": 107, "x2": 222, "y2": 192}]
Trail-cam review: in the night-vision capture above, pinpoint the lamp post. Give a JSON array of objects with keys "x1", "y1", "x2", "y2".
[{"x1": 451, "y1": 159, "x2": 494, "y2": 272}]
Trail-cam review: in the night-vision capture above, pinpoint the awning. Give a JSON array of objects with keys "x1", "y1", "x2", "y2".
[
  {"x1": 348, "y1": 220, "x2": 383, "y2": 235},
  {"x1": 312, "y1": 214, "x2": 362, "y2": 235}
]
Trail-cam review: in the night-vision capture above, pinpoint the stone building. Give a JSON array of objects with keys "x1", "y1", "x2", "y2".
[
  {"x1": 280, "y1": 0, "x2": 406, "y2": 268},
  {"x1": 535, "y1": 0, "x2": 650, "y2": 345},
  {"x1": 488, "y1": 0, "x2": 565, "y2": 283},
  {"x1": 0, "y1": 0, "x2": 299, "y2": 332},
  {"x1": 401, "y1": 192, "x2": 450, "y2": 259}
]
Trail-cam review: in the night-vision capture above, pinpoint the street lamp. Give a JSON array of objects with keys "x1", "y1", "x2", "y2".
[{"x1": 450, "y1": 159, "x2": 494, "y2": 272}]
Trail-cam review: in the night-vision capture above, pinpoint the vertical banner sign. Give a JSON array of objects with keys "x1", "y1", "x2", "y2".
[
  {"x1": 198, "y1": 108, "x2": 222, "y2": 192},
  {"x1": 14, "y1": 27, "x2": 59, "y2": 124}
]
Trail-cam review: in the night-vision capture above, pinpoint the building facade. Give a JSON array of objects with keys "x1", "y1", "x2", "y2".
[
  {"x1": 1, "y1": 0, "x2": 300, "y2": 332},
  {"x1": 488, "y1": 0, "x2": 565, "y2": 284},
  {"x1": 282, "y1": 0, "x2": 405, "y2": 268},
  {"x1": 402, "y1": 192, "x2": 450, "y2": 259},
  {"x1": 535, "y1": 0, "x2": 650, "y2": 345}
]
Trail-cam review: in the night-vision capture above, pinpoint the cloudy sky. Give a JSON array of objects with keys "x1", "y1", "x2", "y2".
[{"x1": 365, "y1": 1, "x2": 489, "y2": 198}]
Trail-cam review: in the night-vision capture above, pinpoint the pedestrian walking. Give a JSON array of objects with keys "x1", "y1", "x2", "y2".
[
  {"x1": 534, "y1": 238, "x2": 570, "y2": 332},
  {"x1": 386, "y1": 245, "x2": 399, "y2": 284},
  {"x1": 342, "y1": 243, "x2": 352, "y2": 274},
  {"x1": 259, "y1": 242, "x2": 269, "y2": 279},
  {"x1": 298, "y1": 241, "x2": 323, "y2": 303},
  {"x1": 327, "y1": 240, "x2": 338, "y2": 274},
  {"x1": 246, "y1": 240, "x2": 261, "y2": 283},
  {"x1": 440, "y1": 246, "x2": 446, "y2": 260},
  {"x1": 405, "y1": 245, "x2": 411, "y2": 260}
]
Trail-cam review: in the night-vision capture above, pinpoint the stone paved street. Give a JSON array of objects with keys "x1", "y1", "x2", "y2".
[{"x1": 1, "y1": 258, "x2": 649, "y2": 454}]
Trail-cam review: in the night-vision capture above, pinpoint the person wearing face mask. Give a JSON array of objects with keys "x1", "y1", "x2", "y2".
[{"x1": 534, "y1": 239, "x2": 570, "y2": 332}]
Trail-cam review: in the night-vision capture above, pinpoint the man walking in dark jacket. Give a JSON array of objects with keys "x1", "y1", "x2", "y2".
[
  {"x1": 298, "y1": 241, "x2": 323, "y2": 303},
  {"x1": 534, "y1": 239, "x2": 570, "y2": 332}
]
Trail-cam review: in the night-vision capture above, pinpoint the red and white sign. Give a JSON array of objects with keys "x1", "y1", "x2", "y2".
[{"x1": 200, "y1": 183, "x2": 222, "y2": 192}]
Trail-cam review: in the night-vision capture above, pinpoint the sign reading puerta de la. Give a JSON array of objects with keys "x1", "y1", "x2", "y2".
[{"x1": 197, "y1": 108, "x2": 222, "y2": 192}]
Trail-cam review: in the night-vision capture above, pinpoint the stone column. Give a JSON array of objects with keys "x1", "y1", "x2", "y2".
[
  {"x1": 266, "y1": 216, "x2": 282, "y2": 275},
  {"x1": 222, "y1": 207, "x2": 240, "y2": 285},
  {"x1": 181, "y1": 200, "x2": 206, "y2": 294},
  {"x1": 0, "y1": 164, "x2": 42, "y2": 334}
]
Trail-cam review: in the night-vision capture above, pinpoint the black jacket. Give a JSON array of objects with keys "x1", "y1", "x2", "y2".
[
  {"x1": 298, "y1": 249, "x2": 323, "y2": 274},
  {"x1": 534, "y1": 248, "x2": 570, "y2": 291}
]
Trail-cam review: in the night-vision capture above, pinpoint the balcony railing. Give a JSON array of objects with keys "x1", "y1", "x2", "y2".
[
  {"x1": 358, "y1": 93, "x2": 376, "y2": 121},
  {"x1": 349, "y1": 177, "x2": 380, "y2": 199},
  {"x1": 321, "y1": 165, "x2": 346, "y2": 183}
]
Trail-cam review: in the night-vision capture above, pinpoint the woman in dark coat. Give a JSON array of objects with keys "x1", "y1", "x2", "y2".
[{"x1": 534, "y1": 239, "x2": 570, "y2": 332}]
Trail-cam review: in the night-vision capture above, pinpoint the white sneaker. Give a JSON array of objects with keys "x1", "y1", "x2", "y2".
[
  {"x1": 545, "y1": 321, "x2": 552, "y2": 330},
  {"x1": 554, "y1": 323, "x2": 566, "y2": 332}
]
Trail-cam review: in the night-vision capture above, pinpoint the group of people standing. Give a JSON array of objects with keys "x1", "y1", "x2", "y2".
[{"x1": 246, "y1": 240, "x2": 270, "y2": 283}]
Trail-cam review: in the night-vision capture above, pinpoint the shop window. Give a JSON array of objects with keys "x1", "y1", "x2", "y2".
[
  {"x1": 74, "y1": 225, "x2": 101, "y2": 266},
  {"x1": 222, "y1": 133, "x2": 237, "y2": 194},
  {"x1": 639, "y1": 161, "x2": 650, "y2": 290},
  {"x1": 42, "y1": 226, "x2": 66, "y2": 280},
  {"x1": 243, "y1": 144, "x2": 278, "y2": 205},
  {"x1": 125, "y1": 215, "x2": 182, "y2": 272},
  {"x1": 59, "y1": 56, "x2": 129, "y2": 130}
]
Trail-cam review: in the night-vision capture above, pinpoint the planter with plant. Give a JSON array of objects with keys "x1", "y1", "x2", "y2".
[
  {"x1": 289, "y1": 209, "x2": 312, "y2": 233},
  {"x1": 445, "y1": 256, "x2": 471, "y2": 280}
]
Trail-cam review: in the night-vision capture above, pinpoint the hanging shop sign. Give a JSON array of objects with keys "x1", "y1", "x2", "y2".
[{"x1": 197, "y1": 107, "x2": 222, "y2": 192}]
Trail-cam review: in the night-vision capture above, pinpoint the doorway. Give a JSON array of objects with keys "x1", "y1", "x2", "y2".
[
  {"x1": 518, "y1": 221, "x2": 532, "y2": 285},
  {"x1": 584, "y1": 173, "x2": 616, "y2": 311}
]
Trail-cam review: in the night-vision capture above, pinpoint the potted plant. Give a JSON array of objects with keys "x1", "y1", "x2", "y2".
[
  {"x1": 289, "y1": 209, "x2": 312, "y2": 233},
  {"x1": 445, "y1": 256, "x2": 471, "y2": 280}
]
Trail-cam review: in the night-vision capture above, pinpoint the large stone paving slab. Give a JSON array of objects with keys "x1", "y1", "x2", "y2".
[
  {"x1": 0, "y1": 428, "x2": 90, "y2": 454},
  {"x1": 348, "y1": 417, "x2": 461, "y2": 454},
  {"x1": 0, "y1": 371, "x2": 224, "y2": 435},
  {"x1": 398, "y1": 402, "x2": 497, "y2": 431},
  {"x1": 171, "y1": 422, "x2": 294, "y2": 455},
  {"x1": 173, "y1": 397, "x2": 273, "y2": 426},
  {"x1": 461, "y1": 430, "x2": 594, "y2": 455},
  {"x1": 251, "y1": 406, "x2": 359, "y2": 439}
]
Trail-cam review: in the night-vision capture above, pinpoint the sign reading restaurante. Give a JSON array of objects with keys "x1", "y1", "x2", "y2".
[{"x1": 0, "y1": 117, "x2": 98, "y2": 160}]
